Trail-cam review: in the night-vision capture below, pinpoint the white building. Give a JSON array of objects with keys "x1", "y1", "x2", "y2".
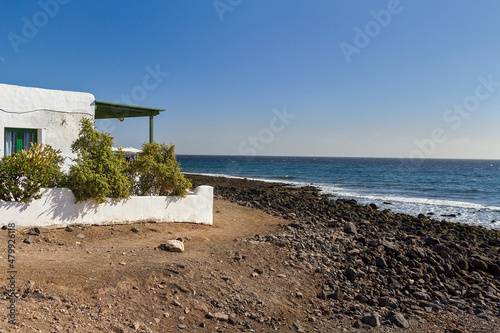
[
  {"x1": 0, "y1": 84, "x2": 95, "y2": 165},
  {"x1": 0, "y1": 83, "x2": 164, "y2": 169},
  {"x1": 0, "y1": 84, "x2": 214, "y2": 227}
]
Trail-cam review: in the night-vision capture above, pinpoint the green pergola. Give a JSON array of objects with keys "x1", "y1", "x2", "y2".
[{"x1": 94, "y1": 101, "x2": 165, "y2": 143}]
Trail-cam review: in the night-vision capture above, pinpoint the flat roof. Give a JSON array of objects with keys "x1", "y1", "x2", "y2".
[{"x1": 94, "y1": 101, "x2": 165, "y2": 119}]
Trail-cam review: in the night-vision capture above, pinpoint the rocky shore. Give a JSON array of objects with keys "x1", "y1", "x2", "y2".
[
  {"x1": 190, "y1": 174, "x2": 500, "y2": 331},
  {"x1": 1, "y1": 174, "x2": 499, "y2": 332}
]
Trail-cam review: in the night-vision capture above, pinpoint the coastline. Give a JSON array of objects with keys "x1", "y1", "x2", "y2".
[
  {"x1": 189, "y1": 173, "x2": 500, "y2": 331},
  {"x1": 179, "y1": 156, "x2": 500, "y2": 230},
  {"x1": 189, "y1": 173, "x2": 500, "y2": 244},
  {"x1": 1, "y1": 173, "x2": 498, "y2": 332}
]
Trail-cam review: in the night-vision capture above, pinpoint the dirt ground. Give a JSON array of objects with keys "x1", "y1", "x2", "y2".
[
  {"x1": 0, "y1": 199, "x2": 329, "y2": 333},
  {"x1": 1, "y1": 199, "x2": 497, "y2": 332}
]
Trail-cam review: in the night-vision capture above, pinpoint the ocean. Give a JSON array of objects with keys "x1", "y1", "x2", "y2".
[{"x1": 177, "y1": 155, "x2": 500, "y2": 230}]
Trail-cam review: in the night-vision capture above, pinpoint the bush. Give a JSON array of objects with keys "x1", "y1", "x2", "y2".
[
  {"x1": 67, "y1": 118, "x2": 130, "y2": 203},
  {"x1": 127, "y1": 142, "x2": 192, "y2": 197},
  {"x1": 0, "y1": 143, "x2": 64, "y2": 203}
]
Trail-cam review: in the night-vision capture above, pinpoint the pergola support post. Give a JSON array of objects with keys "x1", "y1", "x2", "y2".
[{"x1": 149, "y1": 114, "x2": 154, "y2": 143}]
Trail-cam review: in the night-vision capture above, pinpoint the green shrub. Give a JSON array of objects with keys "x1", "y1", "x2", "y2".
[
  {"x1": 67, "y1": 118, "x2": 130, "y2": 203},
  {"x1": 127, "y1": 143, "x2": 192, "y2": 197},
  {"x1": 0, "y1": 143, "x2": 64, "y2": 203}
]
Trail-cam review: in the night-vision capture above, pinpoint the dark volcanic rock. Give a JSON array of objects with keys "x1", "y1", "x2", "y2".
[
  {"x1": 390, "y1": 312, "x2": 409, "y2": 328},
  {"x1": 361, "y1": 312, "x2": 380, "y2": 327},
  {"x1": 488, "y1": 262, "x2": 500, "y2": 274},
  {"x1": 413, "y1": 292, "x2": 431, "y2": 301},
  {"x1": 376, "y1": 257, "x2": 388, "y2": 269},
  {"x1": 344, "y1": 222, "x2": 357, "y2": 235},
  {"x1": 425, "y1": 237, "x2": 440, "y2": 246},
  {"x1": 188, "y1": 174, "x2": 500, "y2": 330},
  {"x1": 471, "y1": 259, "x2": 488, "y2": 272}
]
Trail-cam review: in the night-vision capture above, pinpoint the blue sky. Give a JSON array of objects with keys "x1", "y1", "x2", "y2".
[{"x1": 1, "y1": 0, "x2": 500, "y2": 159}]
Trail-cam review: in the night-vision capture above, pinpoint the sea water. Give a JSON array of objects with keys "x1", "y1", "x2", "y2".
[{"x1": 177, "y1": 155, "x2": 500, "y2": 230}]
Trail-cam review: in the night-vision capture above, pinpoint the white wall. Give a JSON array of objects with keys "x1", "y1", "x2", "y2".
[
  {"x1": 0, "y1": 84, "x2": 95, "y2": 169},
  {"x1": 0, "y1": 186, "x2": 213, "y2": 228}
]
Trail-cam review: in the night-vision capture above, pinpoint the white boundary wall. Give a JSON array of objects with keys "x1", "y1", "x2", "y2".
[
  {"x1": 0, "y1": 186, "x2": 213, "y2": 228},
  {"x1": 0, "y1": 83, "x2": 95, "y2": 169}
]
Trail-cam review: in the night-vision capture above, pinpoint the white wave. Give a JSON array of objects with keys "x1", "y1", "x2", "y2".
[
  {"x1": 184, "y1": 172, "x2": 500, "y2": 229},
  {"x1": 318, "y1": 183, "x2": 500, "y2": 230},
  {"x1": 187, "y1": 172, "x2": 500, "y2": 211},
  {"x1": 318, "y1": 184, "x2": 500, "y2": 212},
  {"x1": 183, "y1": 172, "x2": 249, "y2": 180},
  {"x1": 183, "y1": 172, "x2": 345, "y2": 190},
  {"x1": 184, "y1": 171, "x2": 296, "y2": 184}
]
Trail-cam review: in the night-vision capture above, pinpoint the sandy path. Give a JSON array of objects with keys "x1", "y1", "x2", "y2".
[{"x1": 0, "y1": 200, "x2": 326, "y2": 332}]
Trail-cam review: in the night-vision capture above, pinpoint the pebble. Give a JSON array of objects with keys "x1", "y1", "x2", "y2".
[
  {"x1": 159, "y1": 240, "x2": 184, "y2": 252},
  {"x1": 375, "y1": 257, "x2": 387, "y2": 269},
  {"x1": 48, "y1": 296, "x2": 62, "y2": 302},
  {"x1": 213, "y1": 312, "x2": 229, "y2": 321},
  {"x1": 390, "y1": 312, "x2": 409, "y2": 328},
  {"x1": 27, "y1": 228, "x2": 40, "y2": 235},
  {"x1": 34, "y1": 227, "x2": 49, "y2": 234},
  {"x1": 344, "y1": 222, "x2": 357, "y2": 235},
  {"x1": 361, "y1": 312, "x2": 380, "y2": 327}
]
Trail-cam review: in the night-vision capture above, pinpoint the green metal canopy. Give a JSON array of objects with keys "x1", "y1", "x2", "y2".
[{"x1": 94, "y1": 101, "x2": 165, "y2": 143}]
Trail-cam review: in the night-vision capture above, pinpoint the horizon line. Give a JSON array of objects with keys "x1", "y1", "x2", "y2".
[{"x1": 175, "y1": 153, "x2": 500, "y2": 162}]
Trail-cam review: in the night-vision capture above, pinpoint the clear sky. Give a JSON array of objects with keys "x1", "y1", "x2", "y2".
[{"x1": 1, "y1": 0, "x2": 499, "y2": 159}]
